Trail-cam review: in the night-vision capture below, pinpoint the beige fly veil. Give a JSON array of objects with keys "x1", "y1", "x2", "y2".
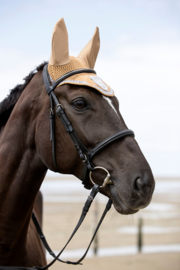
[{"x1": 48, "y1": 18, "x2": 114, "y2": 97}]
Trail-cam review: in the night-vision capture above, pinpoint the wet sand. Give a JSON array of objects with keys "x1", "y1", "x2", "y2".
[{"x1": 42, "y1": 177, "x2": 180, "y2": 270}]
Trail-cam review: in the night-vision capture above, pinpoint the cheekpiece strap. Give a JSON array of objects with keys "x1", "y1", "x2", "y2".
[{"x1": 42, "y1": 64, "x2": 95, "y2": 172}]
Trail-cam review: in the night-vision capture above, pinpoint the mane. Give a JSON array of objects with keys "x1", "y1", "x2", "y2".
[{"x1": 0, "y1": 62, "x2": 48, "y2": 128}]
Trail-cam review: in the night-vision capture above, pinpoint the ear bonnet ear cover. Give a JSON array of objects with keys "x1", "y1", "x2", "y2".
[{"x1": 48, "y1": 18, "x2": 114, "y2": 97}]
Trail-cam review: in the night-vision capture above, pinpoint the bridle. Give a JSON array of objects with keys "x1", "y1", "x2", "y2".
[
  {"x1": 0, "y1": 64, "x2": 134, "y2": 270},
  {"x1": 42, "y1": 64, "x2": 134, "y2": 190}
]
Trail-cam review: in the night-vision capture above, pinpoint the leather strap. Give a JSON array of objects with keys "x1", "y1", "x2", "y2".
[
  {"x1": 37, "y1": 184, "x2": 99, "y2": 269},
  {"x1": 43, "y1": 65, "x2": 91, "y2": 169},
  {"x1": 43, "y1": 65, "x2": 96, "y2": 96},
  {"x1": 31, "y1": 185, "x2": 111, "y2": 268},
  {"x1": 0, "y1": 186, "x2": 112, "y2": 270},
  {"x1": 32, "y1": 213, "x2": 58, "y2": 261},
  {"x1": 88, "y1": 129, "x2": 134, "y2": 160}
]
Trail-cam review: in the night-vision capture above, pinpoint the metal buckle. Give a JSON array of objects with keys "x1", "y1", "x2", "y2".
[
  {"x1": 89, "y1": 166, "x2": 113, "y2": 188},
  {"x1": 56, "y1": 103, "x2": 64, "y2": 110},
  {"x1": 82, "y1": 155, "x2": 87, "y2": 163},
  {"x1": 49, "y1": 108, "x2": 54, "y2": 114}
]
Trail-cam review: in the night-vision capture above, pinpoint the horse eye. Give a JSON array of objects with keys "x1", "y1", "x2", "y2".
[{"x1": 73, "y1": 100, "x2": 86, "y2": 110}]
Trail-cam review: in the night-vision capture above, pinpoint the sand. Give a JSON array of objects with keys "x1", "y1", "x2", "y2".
[{"x1": 42, "y1": 177, "x2": 180, "y2": 270}]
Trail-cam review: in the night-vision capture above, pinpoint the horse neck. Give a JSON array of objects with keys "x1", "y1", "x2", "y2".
[{"x1": 0, "y1": 72, "x2": 47, "y2": 246}]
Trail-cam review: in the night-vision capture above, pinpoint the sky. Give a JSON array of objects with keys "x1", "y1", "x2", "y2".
[{"x1": 0, "y1": 0, "x2": 180, "y2": 177}]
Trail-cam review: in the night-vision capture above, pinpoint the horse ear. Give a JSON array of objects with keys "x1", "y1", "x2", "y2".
[
  {"x1": 78, "y1": 27, "x2": 100, "y2": 69},
  {"x1": 49, "y1": 18, "x2": 70, "y2": 66}
]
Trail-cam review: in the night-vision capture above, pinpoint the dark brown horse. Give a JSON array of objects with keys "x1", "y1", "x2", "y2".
[{"x1": 0, "y1": 19, "x2": 155, "y2": 267}]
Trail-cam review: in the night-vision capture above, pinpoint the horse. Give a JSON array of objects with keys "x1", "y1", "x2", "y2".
[{"x1": 0, "y1": 18, "x2": 155, "y2": 268}]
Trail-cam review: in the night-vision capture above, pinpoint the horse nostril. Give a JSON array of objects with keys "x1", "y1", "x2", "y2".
[{"x1": 134, "y1": 177, "x2": 144, "y2": 191}]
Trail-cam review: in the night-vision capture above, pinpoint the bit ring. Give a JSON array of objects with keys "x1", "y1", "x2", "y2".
[{"x1": 89, "y1": 166, "x2": 113, "y2": 188}]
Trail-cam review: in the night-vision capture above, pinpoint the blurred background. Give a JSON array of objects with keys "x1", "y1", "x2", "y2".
[{"x1": 0, "y1": 0, "x2": 180, "y2": 269}]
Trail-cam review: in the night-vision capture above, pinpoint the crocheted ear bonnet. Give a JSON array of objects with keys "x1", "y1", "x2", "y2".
[{"x1": 48, "y1": 18, "x2": 114, "y2": 97}]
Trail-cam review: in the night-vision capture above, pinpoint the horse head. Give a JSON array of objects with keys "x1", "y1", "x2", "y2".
[
  {"x1": 35, "y1": 18, "x2": 155, "y2": 215},
  {"x1": 0, "y1": 17, "x2": 156, "y2": 267}
]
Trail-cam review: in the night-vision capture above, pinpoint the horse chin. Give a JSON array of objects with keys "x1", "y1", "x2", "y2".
[{"x1": 108, "y1": 185, "x2": 139, "y2": 215}]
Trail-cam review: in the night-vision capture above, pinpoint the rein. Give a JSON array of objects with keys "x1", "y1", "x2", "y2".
[{"x1": 0, "y1": 65, "x2": 134, "y2": 270}]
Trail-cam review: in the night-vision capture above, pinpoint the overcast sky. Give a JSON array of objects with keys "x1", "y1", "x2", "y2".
[{"x1": 0, "y1": 0, "x2": 180, "y2": 177}]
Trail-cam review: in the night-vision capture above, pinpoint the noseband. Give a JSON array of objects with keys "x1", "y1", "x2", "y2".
[{"x1": 0, "y1": 65, "x2": 134, "y2": 270}]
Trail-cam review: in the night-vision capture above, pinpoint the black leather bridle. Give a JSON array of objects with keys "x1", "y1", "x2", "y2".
[
  {"x1": 0, "y1": 64, "x2": 134, "y2": 270},
  {"x1": 42, "y1": 64, "x2": 134, "y2": 189}
]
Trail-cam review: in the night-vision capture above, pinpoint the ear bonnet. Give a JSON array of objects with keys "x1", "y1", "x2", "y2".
[{"x1": 48, "y1": 18, "x2": 114, "y2": 97}]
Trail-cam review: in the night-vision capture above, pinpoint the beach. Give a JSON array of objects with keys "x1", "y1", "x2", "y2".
[{"x1": 41, "y1": 177, "x2": 180, "y2": 270}]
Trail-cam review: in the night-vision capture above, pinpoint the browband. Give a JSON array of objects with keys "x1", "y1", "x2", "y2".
[{"x1": 43, "y1": 65, "x2": 96, "y2": 95}]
